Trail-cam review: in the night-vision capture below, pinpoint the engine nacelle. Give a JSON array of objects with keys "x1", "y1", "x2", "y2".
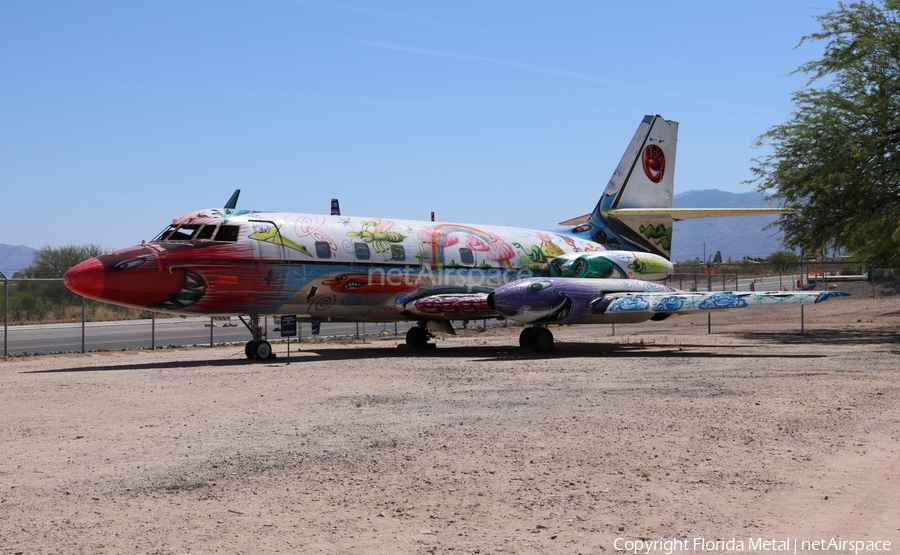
[
  {"x1": 548, "y1": 251, "x2": 673, "y2": 281},
  {"x1": 488, "y1": 277, "x2": 676, "y2": 324}
]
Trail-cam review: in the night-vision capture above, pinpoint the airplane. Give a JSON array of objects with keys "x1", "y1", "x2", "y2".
[{"x1": 64, "y1": 114, "x2": 849, "y2": 359}]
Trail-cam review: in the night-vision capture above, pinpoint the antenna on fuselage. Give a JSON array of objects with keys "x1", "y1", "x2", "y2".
[
  {"x1": 331, "y1": 198, "x2": 340, "y2": 216},
  {"x1": 224, "y1": 189, "x2": 241, "y2": 210}
]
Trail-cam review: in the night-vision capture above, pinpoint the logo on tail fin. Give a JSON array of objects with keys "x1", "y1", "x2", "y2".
[
  {"x1": 561, "y1": 115, "x2": 679, "y2": 259},
  {"x1": 642, "y1": 145, "x2": 665, "y2": 183}
]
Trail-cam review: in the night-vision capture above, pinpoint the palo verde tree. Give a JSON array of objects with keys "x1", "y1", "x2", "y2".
[
  {"x1": 766, "y1": 250, "x2": 801, "y2": 274},
  {"x1": 17, "y1": 245, "x2": 105, "y2": 280},
  {"x1": 748, "y1": 0, "x2": 900, "y2": 263},
  {"x1": 10, "y1": 245, "x2": 106, "y2": 318}
]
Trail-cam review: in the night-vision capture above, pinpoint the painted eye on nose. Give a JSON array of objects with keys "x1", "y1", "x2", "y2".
[
  {"x1": 529, "y1": 280, "x2": 552, "y2": 293},
  {"x1": 114, "y1": 258, "x2": 148, "y2": 271},
  {"x1": 573, "y1": 260, "x2": 585, "y2": 274}
]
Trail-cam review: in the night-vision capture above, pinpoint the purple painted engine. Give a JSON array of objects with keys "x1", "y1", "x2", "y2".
[{"x1": 488, "y1": 277, "x2": 676, "y2": 324}]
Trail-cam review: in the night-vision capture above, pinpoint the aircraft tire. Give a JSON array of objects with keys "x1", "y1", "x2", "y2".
[
  {"x1": 406, "y1": 326, "x2": 429, "y2": 349},
  {"x1": 534, "y1": 328, "x2": 554, "y2": 353},
  {"x1": 519, "y1": 327, "x2": 536, "y2": 348},
  {"x1": 255, "y1": 341, "x2": 273, "y2": 360},
  {"x1": 245, "y1": 340, "x2": 258, "y2": 360}
]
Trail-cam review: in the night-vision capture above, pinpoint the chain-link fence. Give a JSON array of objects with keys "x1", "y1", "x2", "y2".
[{"x1": 2, "y1": 267, "x2": 898, "y2": 357}]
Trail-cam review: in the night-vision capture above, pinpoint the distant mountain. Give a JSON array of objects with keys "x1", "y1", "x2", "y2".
[
  {"x1": 0, "y1": 244, "x2": 37, "y2": 276},
  {"x1": 671, "y1": 189, "x2": 787, "y2": 262}
]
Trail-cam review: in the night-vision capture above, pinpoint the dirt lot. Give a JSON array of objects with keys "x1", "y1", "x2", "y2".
[{"x1": 2, "y1": 326, "x2": 899, "y2": 554}]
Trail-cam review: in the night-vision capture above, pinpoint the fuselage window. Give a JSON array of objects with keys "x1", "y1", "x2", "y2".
[
  {"x1": 390, "y1": 244, "x2": 406, "y2": 261},
  {"x1": 214, "y1": 225, "x2": 240, "y2": 242},
  {"x1": 354, "y1": 242, "x2": 371, "y2": 260},
  {"x1": 459, "y1": 247, "x2": 475, "y2": 265},
  {"x1": 315, "y1": 241, "x2": 332, "y2": 259},
  {"x1": 195, "y1": 225, "x2": 216, "y2": 240}
]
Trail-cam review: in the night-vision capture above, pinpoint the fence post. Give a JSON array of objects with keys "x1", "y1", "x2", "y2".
[
  {"x1": 210, "y1": 316, "x2": 214, "y2": 347},
  {"x1": 152, "y1": 313, "x2": 156, "y2": 350},
  {"x1": 1, "y1": 271, "x2": 7, "y2": 359},
  {"x1": 81, "y1": 296, "x2": 86, "y2": 354},
  {"x1": 801, "y1": 304, "x2": 805, "y2": 335},
  {"x1": 707, "y1": 312, "x2": 711, "y2": 334}
]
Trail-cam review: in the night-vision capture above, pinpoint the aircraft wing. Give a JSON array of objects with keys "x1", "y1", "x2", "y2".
[
  {"x1": 598, "y1": 289, "x2": 850, "y2": 316},
  {"x1": 488, "y1": 277, "x2": 850, "y2": 325}
]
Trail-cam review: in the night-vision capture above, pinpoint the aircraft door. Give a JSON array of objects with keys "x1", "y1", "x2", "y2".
[{"x1": 248, "y1": 219, "x2": 291, "y2": 310}]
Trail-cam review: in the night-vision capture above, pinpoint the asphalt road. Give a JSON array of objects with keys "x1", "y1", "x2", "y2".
[{"x1": 2, "y1": 317, "x2": 418, "y2": 356}]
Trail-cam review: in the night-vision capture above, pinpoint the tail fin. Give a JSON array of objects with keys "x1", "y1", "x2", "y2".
[
  {"x1": 561, "y1": 114, "x2": 794, "y2": 260},
  {"x1": 560, "y1": 115, "x2": 679, "y2": 258},
  {"x1": 600, "y1": 114, "x2": 678, "y2": 212}
]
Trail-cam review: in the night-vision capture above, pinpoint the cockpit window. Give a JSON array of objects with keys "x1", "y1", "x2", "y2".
[
  {"x1": 168, "y1": 224, "x2": 201, "y2": 241},
  {"x1": 153, "y1": 223, "x2": 240, "y2": 242},
  {"x1": 195, "y1": 225, "x2": 216, "y2": 240},
  {"x1": 153, "y1": 225, "x2": 178, "y2": 241},
  {"x1": 214, "y1": 225, "x2": 240, "y2": 242}
]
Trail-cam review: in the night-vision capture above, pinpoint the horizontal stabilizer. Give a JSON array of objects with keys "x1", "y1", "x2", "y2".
[
  {"x1": 558, "y1": 213, "x2": 591, "y2": 226},
  {"x1": 604, "y1": 207, "x2": 795, "y2": 222},
  {"x1": 559, "y1": 207, "x2": 793, "y2": 227}
]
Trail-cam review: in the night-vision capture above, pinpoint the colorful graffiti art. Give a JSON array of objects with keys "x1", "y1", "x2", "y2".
[
  {"x1": 64, "y1": 114, "x2": 851, "y2": 359},
  {"x1": 639, "y1": 223, "x2": 672, "y2": 253},
  {"x1": 347, "y1": 219, "x2": 407, "y2": 257}
]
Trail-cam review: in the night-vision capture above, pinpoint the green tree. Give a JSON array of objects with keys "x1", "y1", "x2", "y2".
[
  {"x1": 17, "y1": 245, "x2": 105, "y2": 279},
  {"x1": 766, "y1": 250, "x2": 801, "y2": 273},
  {"x1": 13, "y1": 245, "x2": 106, "y2": 310},
  {"x1": 748, "y1": 0, "x2": 900, "y2": 262}
]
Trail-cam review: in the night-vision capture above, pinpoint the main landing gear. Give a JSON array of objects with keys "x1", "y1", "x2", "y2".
[
  {"x1": 519, "y1": 326, "x2": 554, "y2": 353},
  {"x1": 239, "y1": 314, "x2": 275, "y2": 361},
  {"x1": 405, "y1": 323, "x2": 435, "y2": 350}
]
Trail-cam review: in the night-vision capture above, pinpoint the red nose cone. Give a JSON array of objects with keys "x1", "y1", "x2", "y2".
[{"x1": 64, "y1": 258, "x2": 105, "y2": 299}]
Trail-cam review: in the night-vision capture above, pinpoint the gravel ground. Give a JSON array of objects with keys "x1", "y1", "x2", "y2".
[{"x1": 2, "y1": 326, "x2": 899, "y2": 554}]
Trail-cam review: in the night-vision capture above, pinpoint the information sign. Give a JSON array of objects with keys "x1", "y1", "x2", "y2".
[{"x1": 280, "y1": 315, "x2": 297, "y2": 337}]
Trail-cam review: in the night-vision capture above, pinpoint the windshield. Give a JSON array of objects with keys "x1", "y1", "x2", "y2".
[{"x1": 152, "y1": 223, "x2": 240, "y2": 242}]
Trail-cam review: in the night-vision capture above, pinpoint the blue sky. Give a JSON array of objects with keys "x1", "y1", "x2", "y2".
[{"x1": 1, "y1": 0, "x2": 839, "y2": 251}]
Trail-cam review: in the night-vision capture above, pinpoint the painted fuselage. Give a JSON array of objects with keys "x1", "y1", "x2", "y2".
[{"x1": 64, "y1": 208, "x2": 675, "y2": 321}]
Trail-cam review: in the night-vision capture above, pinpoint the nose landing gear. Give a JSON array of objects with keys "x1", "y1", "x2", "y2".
[{"x1": 238, "y1": 314, "x2": 276, "y2": 360}]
